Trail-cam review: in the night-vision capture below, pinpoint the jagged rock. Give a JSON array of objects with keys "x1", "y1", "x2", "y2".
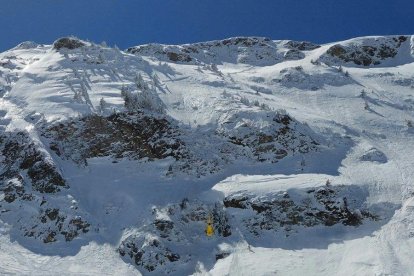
[
  {"x1": 283, "y1": 49, "x2": 305, "y2": 60},
  {"x1": 217, "y1": 110, "x2": 319, "y2": 163},
  {"x1": 321, "y1": 36, "x2": 408, "y2": 66},
  {"x1": 224, "y1": 185, "x2": 378, "y2": 235},
  {"x1": 42, "y1": 112, "x2": 187, "y2": 165},
  {"x1": 127, "y1": 37, "x2": 285, "y2": 66},
  {"x1": 166, "y1": 52, "x2": 192, "y2": 62},
  {"x1": 27, "y1": 209, "x2": 90, "y2": 243},
  {"x1": 119, "y1": 235, "x2": 180, "y2": 273},
  {"x1": 223, "y1": 195, "x2": 248, "y2": 209},
  {"x1": 0, "y1": 132, "x2": 67, "y2": 194},
  {"x1": 119, "y1": 199, "x2": 231, "y2": 272},
  {"x1": 285, "y1": 40, "x2": 321, "y2": 51},
  {"x1": 53, "y1": 37, "x2": 85, "y2": 50},
  {"x1": 215, "y1": 252, "x2": 231, "y2": 261}
]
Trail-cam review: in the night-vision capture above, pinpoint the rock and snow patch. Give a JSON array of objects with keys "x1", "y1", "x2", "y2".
[
  {"x1": 119, "y1": 199, "x2": 231, "y2": 274},
  {"x1": 272, "y1": 66, "x2": 354, "y2": 90},
  {"x1": 127, "y1": 37, "x2": 317, "y2": 66},
  {"x1": 53, "y1": 37, "x2": 87, "y2": 51},
  {"x1": 360, "y1": 148, "x2": 388, "y2": 163},
  {"x1": 119, "y1": 178, "x2": 382, "y2": 274},
  {"x1": 319, "y1": 35, "x2": 411, "y2": 66}
]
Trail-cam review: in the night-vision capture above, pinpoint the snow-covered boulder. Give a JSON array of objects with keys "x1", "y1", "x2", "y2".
[{"x1": 360, "y1": 148, "x2": 388, "y2": 163}]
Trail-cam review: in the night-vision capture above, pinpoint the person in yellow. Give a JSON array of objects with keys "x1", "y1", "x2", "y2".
[{"x1": 205, "y1": 214, "x2": 214, "y2": 237}]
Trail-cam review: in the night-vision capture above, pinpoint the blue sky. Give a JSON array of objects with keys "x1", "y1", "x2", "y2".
[{"x1": 0, "y1": 0, "x2": 413, "y2": 51}]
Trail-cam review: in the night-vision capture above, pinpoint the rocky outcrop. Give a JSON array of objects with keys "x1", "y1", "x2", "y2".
[
  {"x1": 0, "y1": 131, "x2": 67, "y2": 194},
  {"x1": 321, "y1": 36, "x2": 408, "y2": 66},
  {"x1": 53, "y1": 37, "x2": 86, "y2": 50},
  {"x1": 0, "y1": 131, "x2": 91, "y2": 244},
  {"x1": 119, "y1": 186, "x2": 379, "y2": 273},
  {"x1": 273, "y1": 66, "x2": 354, "y2": 90},
  {"x1": 24, "y1": 209, "x2": 90, "y2": 243},
  {"x1": 119, "y1": 199, "x2": 230, "y2": 273},
  {"x1": 224, "y1": 184, "x2": 378, "y2": 236},
  {"x1": 284, "y1": 40, "x2": 321, "y2": 51},
  {"x1": 217, "y1": 110, "x2": 319, "y2": 162},
  {"x1": 42, "y1": 112, "x2": 187, "y2": 165},
  {"x1": 127, "y1": 37, "x2": 287, "y2": 66}
]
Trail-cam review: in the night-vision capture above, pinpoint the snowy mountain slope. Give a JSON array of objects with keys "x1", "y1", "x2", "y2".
[{"x1": 0, "y1": 35, "x2": 413, "y2": 275}]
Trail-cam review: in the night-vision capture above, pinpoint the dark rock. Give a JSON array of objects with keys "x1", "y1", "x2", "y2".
[
  {"x1": 225, "y1": 185, "x2": 377, "y2": 235},
  {"x1": 154, "y1": 219, "x2": 174, "y2": 233},
  {"x1": 45, "y1": 208, "x2": 59, "y2": 221},
  {"x1": 43, "y1": 231, "x2": 56, "y2": 243},
  {"x1": 324, "y1": 36, "x2": 408, "y2": 66},
  {"x1": 166, "y1": 52, "x2": 192, "y2": 62},
  {"x1": 285, "y1": 41, "x2": 321, "y2": 51},
  {"x1": 44, "y1": 112, "x2": 186, "y2": 165},
  {"x1": 0, "y1": 132, "x2": 67, "y2": 195},
  {"x1": 223, "y1": 196, "x2": 248, "y2": 209},
  {"x1": 216, "y1": 252, "x2": 231, "y2": 260},
  {"x1": 119, "y1": 236, "x2": 180, "y2": 272},
  {"x1": 53, "y1": 37, "x2": 85, "y2": 50}
]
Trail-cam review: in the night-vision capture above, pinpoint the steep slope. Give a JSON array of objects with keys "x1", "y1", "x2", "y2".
[{"x1": 0, "y1": 35, "x2": 413, "y2": 275}]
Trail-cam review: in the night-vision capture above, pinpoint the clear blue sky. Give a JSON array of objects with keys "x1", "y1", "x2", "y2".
[{"x1": 0, "y1": 0, "x2": 413, "y2": 51}]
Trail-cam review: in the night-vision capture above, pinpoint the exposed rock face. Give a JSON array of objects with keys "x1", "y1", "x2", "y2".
[
  {"x1": 284, "y1": 40, "x2": 321, "y2": 51},
  {"x1": 0, "y1": 132, "x2": 91, "y2": 244},
  {"x1": 127, "y1": 38, "x2": 322, "y2": 66},
  {"x1": 127, "y1": 37, "x2": 289, "y2": 66},
  {"x1": 119, "y1": 186, "x2": 379, "y2": 273},
  {"x1": 24, "y1": 209, "x2": 90, "y2": 243},
  {"x1": 224, "y1": 185, "x2": 378, "y2": 236},
  {"x1": 119, "y1": 234, "x2": 180, "y2": 272},
  {"x1": 283, "y1": 49, "x2": 306, "y2": 60},
  {"x1": 53, "y1": 37, "x2": 86, "y2": 50},
  {"x1": 0, "y1": 131, "x2": 67, "y2": 194},
  {"x1": 119, "y1": 199, "x2": 231, "y2": 273},
  {"x1": 42, "y1": 112, "x2": 187, "y2": 165},
  {"x1": 217, "y1": 111, "x2": 319, "y2": 162},
  {"x1": 321, "y1": 36, "x2": 408, "y2": 66},
  {"x1": 41, "y1": 108, "x2": 320, "y2": 178}
]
